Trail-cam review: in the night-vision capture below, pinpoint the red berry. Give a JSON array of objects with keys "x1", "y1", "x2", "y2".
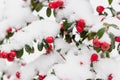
[
  {"x1": 48, "y1": 2, "x2": 58, "y2": 9},
  {"x1": 1, "y1": 51, "x2": 8, "y2": 58},
  {"x1": 16, "y1": 72, "x2": 20, "y2": 79},
  {"x1": 7, "y1": 27, "x2": 12, "y2": 33},
  {"x1": 56, "y1": 0, "x2": 64, "y2": 8},
  {"x1": 48, "y1": 0, "x2": 64, "y2": 9},
  {"x1": 80, "y1": 61, "x2": 83, "y2": 65},
  {"x1": 7, "y1": 74, "x2": 11, "y2": 79},
  {"x1": 96, "y1": 5, "x2": 104, "y2": 14},
  {"x1": 10, "y1": 51, "x2": 16, "y2": 57},
  {"x1": 0, "y1": 51, "x2": 3, "y2": 58},
  {"x1": 93, "y1": 38, "x2": 101, "y2": 48},
  {"x1": 6, "y1": 53, "x2": 14, "y2": 62},
  {"x1": 115, "y1": 36, "x2": 120, "y2": 42},
  {"x1": 76, "y1": 26, "x2": 84, "y2": 33},
  {"x1": 107, "y1": 74, "x2": 113, "y2": 80},
  {"x1": 77, "y1": 19, "x2": 86, "y2": 27},
  {"x1": 45, "y1": 36, "x2": 54, "y2": 43},
  {"x1": 90, "y1": 53, "x2": 98, "y2": 62},
  {"x1": 101, "y1": 42, "x2": 110, "y2": 51},
  {"x1": 38, "y1": 75, "x2": 46, "y2": 80}
]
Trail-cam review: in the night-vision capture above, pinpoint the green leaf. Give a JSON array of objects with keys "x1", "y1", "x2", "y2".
[
  {"x1": 106, "y1": 51, "x2": 110, "y2": 58},
  {"x1": 16, "y1": 48, "x2": 24, "y2": 58},
  {"x1": 38, "y1": 16, "x2": 44, "y2": 20},
  {"x1": 87, "y1": 32, "x2": 96, "y2": 40},
  {"x1": 0, "y1": 40, "x2": 3, "y2": 45},
  {"x1": 31, "y1": 47, "x2": 34, "y2": 53},
  {"x1": 90, "y1": 62, "x2": 93, "y2": 67},
  {"x1": 109, "y1": 24, "x2": 119, "y2": 29},
  {"x1": 63, "y1": 20, "x2": 72, "y2": 29},
  {"x1": 97, "y1": 27, "x2": 106, "y2": 39},
  {"x1": 94, "y1": 47, "x2": 101, "y2": 53},
  {"x1": 53, "y1": 10, "x2": 56, "y2": 17},
  {"x1": 46, "y1": 8, "x2": 51, "y2": 17},
  {"x1": 25, "y1": 44, "x2": 32, "y2": 54},
  {"x1": 108, "y1": 32, "x2": 115, "y2": 51},
  {"x1": 35, "y1": 3, "x2": 43, "y2": 12},
  {"x1": 80, "y1": 30, "x2": 88, "y2": 38},
  {"x1": 96, "y1": 79, "x2": 103, "y2": 80},
  {"x1": 5, "y1": 33, "x2": 14, "y2": 39},
  {"x1": 56, "y1": 49, "x2": 61, "y2": 52},
  {"x1": 37, "y1": 42, "x2": 43, "y2": 51},
  {"x1": 103, "y1": 22, "x2": 109, "y2": 27},
  {"x1": 108, "y1": 0, "x2": 113, "y2": 5},
  {"x1": 86, "y1": 79, "x2": 92, "y2": 80}
]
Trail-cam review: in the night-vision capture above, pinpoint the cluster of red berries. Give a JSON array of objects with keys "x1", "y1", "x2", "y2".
[
  {"x1": 93, "y1": 38, "x2": 110, "y2": 51},
  {"x1": 90, "y1": 53, "x2": 98, "y2": 62},
  {"x1": 115, "y1": 36, "x2": 120, "y2": 42},
  {"x1": 96, "y1": 5, "x2": 105, "y2": 14},
  {"x1": 48, "y1": 0, "x2": 64, "y2": 9},
  {"x1": 0, "y1": 51, "x2": 16, "y2": 62},
  {"x1": 76, "y1": 19, "x2": 86, "y2": 33},
  {"x1": 45, "y1": 36, "x2": 54, "y2": 54}
]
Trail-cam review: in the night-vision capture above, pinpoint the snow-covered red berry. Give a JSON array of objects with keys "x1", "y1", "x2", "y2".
[
  {"x1": 90, "y1": 53, "x2": 98, "y2": 62},
  {"x1": 45, "y1": 36, "x2": 54, "y2": 43},
  {"x1": 101, "y1": 42, "x2": 110, "y2": 51},
  {"x1": 93, "y1": 38, "x2": 101, "y2": 48},
  {"x1": 77, "y1": 19, "x2": 86, "y2": 27},
  {"x1": 115, "y1": 36, "x2": 120, "y2": 42},
  {"x1": 96, "y1": 5, "x2": 104, "y2": 14}
]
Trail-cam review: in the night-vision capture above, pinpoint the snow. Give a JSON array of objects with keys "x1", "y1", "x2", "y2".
[
  {"x1": 55, "y1": 0, "x2": 97, "y2": 26},
  {"x1": 0, "y1": 0, "x2": 120, "y2": 80},
  {"x1": 0, "y1": 20, "x2": 60, "y2": 52}
]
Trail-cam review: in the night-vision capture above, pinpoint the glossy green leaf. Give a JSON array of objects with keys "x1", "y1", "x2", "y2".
[
  {"x1": 46, "y1": 8, "x2": 51, "y2": 17},
  {"x1": 108, "y1": 32, "x2": 115, "y2": 51},
  {"x1": 63, "y1": 20, "x2": 72, "y2": 29},
  {"x1": 109, "y1": 24, "x2": 119, "y2": 29},
  {"x1": 5, "y1": 33, "x2": 14, "y2": 39},
  {"x1": 25, "y1": 44, "x2": 32, "y2": 54},
  {"x1": 35, "y1": 3, "x2": 43, "y2": 12},
  {"x1": 97, "y1": 27, "x2": 106, "y2": 39},
  {"x1": 16, "y1": 48, "x2": 24, "y2": 58},
  {"x1": 0, "y1": 40, "x2": 3, "y2": 45},
  {"x1": 108, "y1": 0, "x2": 113, "y2": 5},
  {"x1": 37, "y1": 42, "x2": 43, "y2": 51},
  {"x1": 87, "y1": 32, "x2": 96, "y2": 40}
]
